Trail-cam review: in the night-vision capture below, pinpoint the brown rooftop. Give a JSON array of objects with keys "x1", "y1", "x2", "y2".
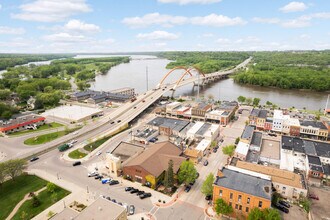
[
  {"x1": 124, "y1": 141, "x2": 185, "y2": 177},
  {"x1": 236, "y1": 161, "x2": 305, "y2": 189}
]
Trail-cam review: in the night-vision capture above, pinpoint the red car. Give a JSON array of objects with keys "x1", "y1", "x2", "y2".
[{"x1": 308, "y1": 194, "x2": 319, "y2": 200}]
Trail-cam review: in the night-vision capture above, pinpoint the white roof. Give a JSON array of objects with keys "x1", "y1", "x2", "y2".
[
  {"x1": 167, "y1": 101, "x2": 181, "y2": 107},
  {"x1": 288, "y1": 118, "x2": 300, "y2": 126},
  {"x1": 195, "y1": 139, "x2": 211, "y2": 152},
  {"x1": 280, "y1": 150, "x2": 294, "y2": 172},
  {"x1": 204, "y1": 124, "x2": 219, "y2": 138},
  {"x1": 207, "y1": 110, "x2": 225, "y2": 116},
  {"x1": 187, "y1": 122, "x2": 204, "y2": 136},
  {"x1": 235, "y1": 141, "x2": 249, "y2": 156},
  {"x1": 176, "y1": 106, "x2": 190, "y2": 112},
  {"x1": 274, "y1": 110, "x2": 290, "y2": 120},
  {"x1": 42, "y1": 105, "x2": 102, "y2": 121}
]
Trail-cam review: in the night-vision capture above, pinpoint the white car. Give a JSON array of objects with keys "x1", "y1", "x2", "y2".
[
  {"x1": 70, "y1": 139, "x2": 78, "y2": 144},
  {"x1": 88, "y1": 171, "x2": 98, "y2": 177},
  {"x1": 96, "y1": 151, "x2": 102, "y2": 156},
  {"x1": 73, "y1": 131, "x2": 79, "y2": 135}
]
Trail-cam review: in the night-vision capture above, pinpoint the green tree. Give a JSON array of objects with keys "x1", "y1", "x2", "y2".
[
  {"x1": 51, "y1": 192, "x2": 58, "y2": 203},
  {"x1": 264, "y1": 208, "x2": 281, "y2": 220},
  {"x1": 178, "y1": 161, "x2": 197, "y2": 185},
  {"x1": 164, "y1": 160, "x2": 174, "y2": 189},
  {"x1": 0, "y1": 163, "x2": 7, "y2": 187},
  {"x1": 246, "y1": 97, "x2": 253, "y2": 106},
  {"x1": 222, "y1": 145, "x2": 235, "y2": 157},
  {"x1": 201, "y1": 173, "x2": 214, "y2": 196},
  {"x1": 235, "y1": 137, "x2": 240, "y2": 145},
  {"x1": 247, "y1": 208, "x2": 264, "y2": 220},
  {"x1": 266, "y1": 101, "x2": 272, "y2": 106},
  {"x1": 46, "y1": 182, "x2": 57, "y2": 193},
  {"x1": 32, "y1": 195, "x2": 41, "y2": 207},
  {"x1": 253, "y1": 98, "x2": 261, "y2": 107},
  {"x1": 300, "y1": 198, "x2": 311, "y2": 212},
  {"x1": 4, "y1": 159, "x2": 27, "y2": 180},
  {"x1": 214, "y1": 198, "x2": 233, "y2": 216},
  {"x1": 0, "y1": 89, "x2": 11, "y2": 100},
  {"x1": 237, "y1": 96, "x2": 246, "y2": 103}
]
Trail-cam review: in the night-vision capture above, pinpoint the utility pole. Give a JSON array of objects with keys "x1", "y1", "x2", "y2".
[{"x1": 146, "y1": 66, "x2": 149, "y2": 91}]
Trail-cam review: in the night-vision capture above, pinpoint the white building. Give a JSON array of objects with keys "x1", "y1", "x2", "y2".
[
  {"x1": 272, "y1": 110, "x2": 290, "y2": 133},
  {"x1": 234, "y1": 141, "x2": 250, "y2": 161},
  {"x1": 203, "y1": 124, "x2": 220, "y2": 141},
  {"x1": 195, "y1": 139, "x2": 211, "y2": 153},
  {"x1": 187, "y1": 122, "x2": 204, "y2": 139}
]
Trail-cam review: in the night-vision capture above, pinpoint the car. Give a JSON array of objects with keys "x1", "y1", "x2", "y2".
[
  {"x1": 70, "y1": 139, "x2": 77, "y2": 144},
  {"x1": 213, "y1": 148, "x2": 217, "y2": 153},
  {"x1": 95, "y1": 175, "x2": 103, "y2": 180},
  {"x1": 117, "y1": 120, "x2": 121, "y2": 123},
  {"x1": 308, "y1": 193, "x2": 319, "y2": 200},
  {"x1": 279, "y1": 200, "x2": 290, "y2": 208},
  {"x1": 133, "y1": 106, "x2": 137, "y2": 109},
  {"x1": 118, "y1": 202, "x2": 123, "y2": 206},
  {"x1": 136, "y1": 190, "x2": 145, "y2": 195},
  {"x1": 149, "y1": 137, "x2": 157, "y2": 143},
  {"x1": 139, "y1": 192, "x2": 152, "y2": 199},
  {"x1": 130, "y1": 188, "x2": 139, "y2": 194},
  {"x1": 205, "y1": 195, "x2": 212, "y2": 200},
  {"x1": 111, "y1": 199, "x2": 117, "y2": 203},
  {"x1": 203, "y1": 160, "x2": 209, "y2": 166},
  {"x1": 129, "y1": 205, "x2": 135, "y2": 215},
  {"x1": 106, "y1": 196, "x2": 111, "y2": 201},
  {"x1": 184, "y1": 185, "x2": 191, "y2": 192},
  {"x1": 96, "y1": 151, "x2": 102, "y2": 156},
  {"x1": 88, "y1": 171, "x2": 98, "y2": 177},
  {"x1": 101, "y1": 178, "x2": 111, "y2": 184},
  {"x1": 275, "y1": 203, "x2": 289, "y2": 213},
  {"x1": 189, "y1": 179, "x2": 195, "y2": 186},
  {"x1": 110, "y1": 121, "x2": 115, "y2": 124},
  {"x1": 125, "y1": 187, "x2": 133, "y2": 192},
  {"x1": 30, "y1": 157, "x2": 39, "y2": 162},
  {"x1": 142, "y1": 100, "x2": 145, "y2": 103},
  {"x1": 72, "y1": 161, "x2": 81, "y2": 166},
  {"x1": 109, "y1": 180, "x2": 119, "y2": 185},
  {"x1": 73, "y1": 131, "x2": 79, "y2": 135}
]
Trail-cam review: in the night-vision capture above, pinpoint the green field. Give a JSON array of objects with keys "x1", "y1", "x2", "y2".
[
  {"x1": 9, "y1": 122, "x2": 63, "y2": 136},
  {"x1": 68, "y1": 149, "x2": 87, "y2": 159},
  {"x1": 24, "y1": 127, "x2": 81, "y2": 145},
  {"x1": 12, "y1": 186, "x2": 70, "y2": 220},
  {"x1": 0, "y1": 174, "x2": 47, "y2": 220},
  {"x1": 83, "y1": 136, "x2": 111, "y2": 152}
]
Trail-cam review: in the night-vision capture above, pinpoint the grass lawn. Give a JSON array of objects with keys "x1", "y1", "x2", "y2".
[
  {"x1": 83, "y1": 136, "x2": 111, "y2": 152},
  {"x1": 9, "y1": 122, "x2": 64, "y2": 136},
  {"x1": 12, "y1": 185, "x2": 70, "y2": 220},
  {"x1": 24, "y1": 127, "x2": 81, "y2": 145},
  {"x1": 0, "y1": 174, "x2": 47, "y2": 220},
  {"x1": 68, "y1": 149, "x2": 87, "y2": 159}
]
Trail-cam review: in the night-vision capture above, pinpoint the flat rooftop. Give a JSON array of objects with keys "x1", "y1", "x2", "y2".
[
  {"x1": 147, "y1": 117, "x2": 190, "y2": 132},
  {"x1": 42, "y1": 105, "x2": 102, "y2": 121},
  {"x1": 236, "y1": 161, "x2": 306, "y2": 189},
  {"x1": 260, "y1": 139, "x2": 280, "y2": 160},
  {"x1": 111, "y1": 141, "x2": 145, "y2": 162}
]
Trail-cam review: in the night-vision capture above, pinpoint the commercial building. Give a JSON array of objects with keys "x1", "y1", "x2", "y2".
[
  {"x1": 132, "y1": 127, "x2": 158, "y2": 144},
  {"x1": 213, "y1": 167, "x2": 272, "y2": 217},
  {"x1": 184, "y1": 148, "x2": 202, "y2": 164},
  {"x1": 110, "y1": 87, "x2": 135, "y2": 97},
  {"x1": 0, "y1": 114, "x2": 45, "y2": 134},
  {"x1": 300, "y1": 120, "x2": 328, "y2": 141},
  {"x1": 259, "y1": 139, "x2": 281, "y2": 165},
  {"x1": 250, "y1": 132, "x2": 262, "y2": 152},
  {"x1": 272, "y1": 110, "x2": 290, "y2": 133},
  {"x1": 234, "y1": 142, "x2": 249, "y2": 161},
  {"x1": 236, "y1": 161, "x2": 307, "y2": 200},
  {"x1": 191, "y1": 102, "x2": 212, "y2": 119},
  {"x1": 206, "y1": 109, "x2": 232, "y2": 125},
  {"x1": 122, "y1": 142, "x2": 185, "y2": 188},
  {"x1": 51, "y1": 197, "x2": 127, "y2": 220},
  {"x1": 240, "y1": 125, "x2": 255, "y2": 143},
  {"x1": 147, "y1": 117, "x2": 190, "y2": 137},
  {"x1": 249, "y1": 109, "x2": 268, "y2": 130},
  {"x1": 71, "y1": 89, "x2": 133, "y2": 104}
]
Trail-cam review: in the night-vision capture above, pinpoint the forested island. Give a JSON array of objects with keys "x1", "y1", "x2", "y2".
[{"x1": 0, "y1": 56, "x2": 129, "y2": 119}]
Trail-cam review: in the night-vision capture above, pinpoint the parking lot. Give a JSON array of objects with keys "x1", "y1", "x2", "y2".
[
  {"x1": 310, "y1": 186, "x2": 330, "y2": 219},
  {"x1": 282, "y1": 204, "x2": 307, "y2": 220}
]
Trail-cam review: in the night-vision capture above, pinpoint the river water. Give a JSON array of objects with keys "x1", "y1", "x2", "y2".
[
  {"x1": 89, "y1": 55, "x2": 327, "y2": 110},
  {"x1": 1, "y1": 55, "x2": 327, "y2": 110}
]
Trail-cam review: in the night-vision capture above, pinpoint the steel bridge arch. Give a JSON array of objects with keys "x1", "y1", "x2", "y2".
[
  {"x1": 156, "y1": 66, "x2": 193, "y2": 89},
  {"x1": 172, "y1": 67, "x2": 205, "y2": 90}
]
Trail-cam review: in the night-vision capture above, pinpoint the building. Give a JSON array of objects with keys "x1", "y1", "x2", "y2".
[
  {"x1": 300, "y1": 120, "x2": 328, "y2": 141},
  {"x1": 205, "y1": 110, "x2": 232, "y2": 125},
  {"x1": 132, "y1": 127, "x2": 158, "y2": 144},
  {"x1": 249, "y1": 109, "x2": 268, "y2": 130},
  {"x1": 213, "y1": 167, "x2": 272, "y2": 217},
  {"x1": 234, "y1": 142, "x2": 250, "y2": 161},
  {"x1": 70, "y1": 89, "x2": 133, "y2": 104},
  {"x1": 0, "y1": 114, "x2": 45, "y2": 134},
  {"x1": 106, "y1": 154, "x2": 122, "y2": 177},
  {"x1": 240, "y1": 125, "x2": 255, "y2": 143},
  {"x1": 264, "y1": 118, "x2": 273, "y2": 131},
  {"x1": 186, "y1": 122, "x2": 204, "y2": 139},
  {"x1": 236, "y1": 161, "x2": 307, "y2": 200},
  {"x1": 122, "y1": 142, "x2": 186, "y2": 188},
  {"x1": 51, "y1": 197, "x2": 127, "y2": 220},
  {"x1": 272, "y1": 110, "x2": 290, "y2": 133},
  {"x1": 184, "y1": 148, "x2": 202, "y2": 164},
  {"x1": 259, "y1": 139, "x2": 281, "y2": 165},
  {"x1": 195, "y1": 139, "x2": 211, "y2": 153},
  {"x1": 203, "y1": 123, "x2": 220, "y2": 141},
  {"x1": 147, "y1": 117, "x2": 190, "y2": 137},
  {"x1": 307, "y1": 155, "x2": 324, "y2": 179},
  {"x1": 250, "y1": 132, "x2": 262, "y2": 152},
  {"x1": 289, "y1": 118, "x2": 300, "y2": 136},
  {"x1": 191, "y1": 102, "x2": 212, "y2": 119},
  {"x1": 165, "y1": 102, "x2": 182, "y2": 116},
  {"x1": 110, "y1": 87, "x2": 135, "y2": 97}
]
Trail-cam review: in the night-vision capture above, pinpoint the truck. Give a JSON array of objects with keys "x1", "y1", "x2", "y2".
[{"x1": 58, "y1": 143, "x2": 72, "y2": 152}]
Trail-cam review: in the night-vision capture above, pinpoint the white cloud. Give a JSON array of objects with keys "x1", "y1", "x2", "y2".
[
  {"x1": 201, "y1": 33, "x2": 214, "y2": 38},
  {"x1": 158, "y1": 0, "x2": 221, "y2": 5},
  {"x1": 0, "y1": 4, "x2": 2, "y2": 10},
  {"x1": 190, "y1": 14, "x2": 246, "y2": 27},
  {"x1": 12, "y1": 0, "x2": 91, "y2": 22},
  {"x1": 300, "y1": 12, "x2": 330, "y2": 20},
  {"x1": 252, "y1": 17, "x2": 280, "y2": 24},
  {"x1": 64, "y1": 19, "x2": 100, "y2": 33},
  {"x1": 216, "y1": 38, "x2": 230, "y2": 43},
  {"x1": 0, "y1": 26, "x2": 25, "y2": 35},
  {"x1": 300, "y1": 34, "x2": 310, "y2": 39},
  {"x1": 136, "y1": 31, "x2": 179, "y2": 40},
  {"x1": 43, "y1": 32, "x2": 87, "y2": 43},
  {"x1": 122, "y1": 13, "x2": 187, "y2": 28},
  {"x1": 280, "y1": 2, "x2": 307, "y2": 13},
  {"x1": 281, "y1": 18, "x2": 310, "y2": 28}
]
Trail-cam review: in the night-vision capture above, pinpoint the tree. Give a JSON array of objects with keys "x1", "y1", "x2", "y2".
[
  {"x1": 0, "y1": 163, "x2": 6, "y2": 186},
  {"x1": 32, "y1": 195, "x2": 41, "y2": 207},
  {"x1": 51, "y1": 192, "x2": 58, "y2": 203},
  {"x1": 4, "y1": 159, "x2": 26, "y2": 180},
  {"x1": 214, "y1": 198, "x2": 233, "y2": 216},
  {"x1": 247, "y1": 208, "x2": 264, "y2": 220},
  {"x1": 253, "y1": 98, "x2": 261, "y2": 107},
  {"x1": 211, "y1": 141, "x2": 217, "y2": 148},
  {"x1": 201, "y1": 173, "x2": 214, "y2": 196},
  {"x1": 265, "y1": 101, "x2": 272, "y2": 106},
  {"x1": 164, "y1": 160, "x2": 174, "y2": 189},
  {"x1": 264, "y1": 208, "x2": 281, "y2": 220},
  {"x1": 246, "y1": 97, "x2": 253, "y2": 105},
  {"x1": 235, "y1": 137, "x2": 240, "y2": 145},
  {"x1": 237, "y1": 96, "x2": 246, "y2": 104},
  {"x1": 178, "y1": 161, "x2": 197, "y2": 185},
  {"x1": 46, "y1": 182, "x2": 57, "y2": 193},
  {"x1": 222, "y1": 145, "x2": 235, "y2": 157}
]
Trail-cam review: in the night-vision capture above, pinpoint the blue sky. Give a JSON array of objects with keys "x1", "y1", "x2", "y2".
[{"x1": 0, "y1": 0, "x2": 329, "y2": 53}]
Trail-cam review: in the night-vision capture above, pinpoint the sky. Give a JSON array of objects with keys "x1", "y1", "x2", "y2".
[{"x1": 0, "y1": 0, "x2": 329, "y2": 53}]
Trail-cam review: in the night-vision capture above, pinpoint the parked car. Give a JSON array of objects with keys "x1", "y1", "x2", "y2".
[
  {"x1": 213, "y1": 148, "x2": 217, "y2": 153},
  {"x1": 130, "y1": 188, "x2": 139, "y2": 194},
  {"x1": 110, "y1": 121, "x2": 115, "y2": 124},
  {"x1": 88, "y1": 171, "x2": 98, "y2": 177},
  {"x1": 129, "y1": 205, "x2": 135, "y2": 215},
  {"x1": 109, "y1": 180, "x2": 119, "y2": 185},
  {"x1": 95, "y1": 175, "x2": 103, "y2": 180},
  {"x1": 279, "y1": 200, "x2": 290, "y2": 208},
  {"x1": 117, "y1": 120, "x2": 121, "y2": 123},
  {"x1": 189, "y1": 180, "x2": 195, "y2": 186},
  {"x1": 72, "y1": 161, "x2": 81, "y2": 166},
  {"x1": 184, "y1": 185, "x2": 191, "y2": 192},
  {"x1": 309, "y1": 193, "x2": 319, "y2": 200},
  {"x1": 30, "y1": 157, "x2": 39, "y2": 162},
  {"x1": 125, "y1": 187, "x2": 133, "y2": 192},
  {"x1": 101, "y1": 178, "x2": 111, "y2": 184},
  {"x1": 136, "y1": 190, "x2": 145, "y2": 195},
  {"x1": 203, "y1": 160, "x2": 209, "y2": 166},
  {"x1": 118, "y1": 202, "x2": 123, "y2": 206},
  {"x1": 106, "y1": 196, "x2": 111, "y2": 201},
  {"x1": 70, "y1": 139, "x2": 77, "y2": 144},
  {"x1": 275, "y1": 203, "x2": 289, "y2": 213},
  {"x1": 111, "y1": 199, "x2": 117, "y2": 203},
  {"x1": 96, "y1": 151, "x2": 102, "y2": 156},
  {"x1": 205, "y1": 195, "x2": 212, "y2": 200},
  {"x1": 139, "y1": 192, "x2": 152, "y2": 199}
]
